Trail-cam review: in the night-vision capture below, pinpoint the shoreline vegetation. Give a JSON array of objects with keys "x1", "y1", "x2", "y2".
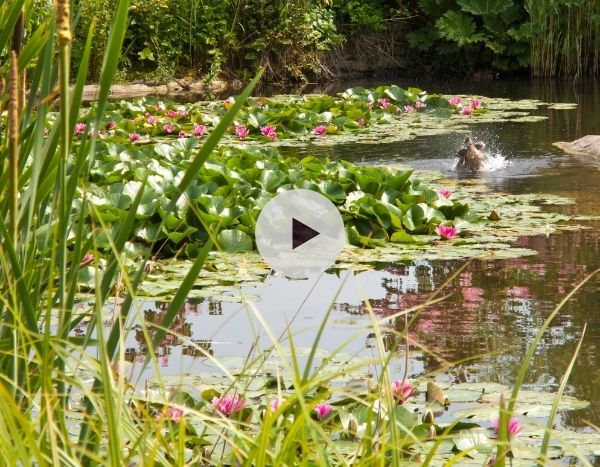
[
  {"x1": 68, "y1": 0, "x2": 600, "y2": 84},
  {"x1": 2, "y1": 0, "x2": 600, "y2": 465}
]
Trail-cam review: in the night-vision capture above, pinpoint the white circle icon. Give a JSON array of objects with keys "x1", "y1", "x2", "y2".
[{"x1": 255, "y1": 189, "x2": 346, "y2": 278}]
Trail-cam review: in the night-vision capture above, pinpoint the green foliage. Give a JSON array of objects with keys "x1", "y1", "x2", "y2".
[
  {"x1": 332, "y1": 0, "x2": 389, "y2": 32},
  {"x1": 406, "y1": 0, "x2": 531, "y2": 72}
]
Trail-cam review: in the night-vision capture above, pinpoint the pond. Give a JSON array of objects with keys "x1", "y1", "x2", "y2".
[{"x1": 97, "y1": 78, "x2": 600, "y2": 461}]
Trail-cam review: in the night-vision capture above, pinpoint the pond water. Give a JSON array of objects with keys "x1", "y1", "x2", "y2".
[{"x1": 117, "y1": 79, "x2": 600, "y2": 444}]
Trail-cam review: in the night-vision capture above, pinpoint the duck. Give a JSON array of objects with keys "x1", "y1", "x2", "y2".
[{"x1": 456, "y1": 135, "x2": 486, "y2": 172}]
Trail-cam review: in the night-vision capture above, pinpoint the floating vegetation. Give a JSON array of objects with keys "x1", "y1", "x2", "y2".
[
  {"x1": 132, "y1": 349, "x2": 596, "y2": 464},
  {"x1": 133, "y1": 168, "x2": 588, "y2": 300}
]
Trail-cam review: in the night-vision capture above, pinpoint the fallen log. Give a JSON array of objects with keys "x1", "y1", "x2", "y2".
[{"x1": 81, "y1": 78, "x2": 244, "y2": 102}]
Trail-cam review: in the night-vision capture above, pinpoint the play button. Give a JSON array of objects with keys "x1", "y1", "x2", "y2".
[
  {"x1": 255, "y1": 189, "x2": 346, "y2": 278},
  {"x1": 292, "y1": 218, "x2": 320, "y2": 249}
]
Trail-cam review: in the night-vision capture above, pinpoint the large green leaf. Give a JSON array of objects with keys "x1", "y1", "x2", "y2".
[{"x1": 457, "y1": 0, "x2": 513, "y2": 15}]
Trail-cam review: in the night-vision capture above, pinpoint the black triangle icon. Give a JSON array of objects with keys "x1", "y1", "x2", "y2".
[{"x1": 292, "y1": 218, "x2": 320, "y2": 249}]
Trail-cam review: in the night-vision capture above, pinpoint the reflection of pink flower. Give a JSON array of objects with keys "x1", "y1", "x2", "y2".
[
  {"x1": 74, "y1": 123, "x2": 86, "y2": 135},
  {"x1": 193, "y1": 124, "x2": 207, "y2": 137},
  {"x1": 462, "y1": 105, "x2": 473, "y2": 116},
  {"x1": 470, "y1": 99, "x2": 482, "y2": 109},
  {"x1": 314, "y1": 403, "x2": 333, "y2": 419},
  {"x1": 210, "y1": 394, "x2": 246, "y2": 417},
  {"x1": 507, "y1": 286, "x2": 532, "y2": 299},
  {"x1": 313, "y1": 125, "x2": 327, "y2": 136},
  {"x1": 448, "y1": 96, "x2": 462, "y2": 106},
  {"x1": 270, "y1": 399, "x2": 285, "y2": 411},
  {"x1": 463, "y1": 287, "x2": 484, "y2": 302},
  {"x1": 356, "y1": 118, "x2": 365, "y2": 126},
  {"x1": 392, "y1": 380, "x2": 416, "y2": 404},
  {"x1": 436, "y1": 225, "x2": 457, "y2": 240},
  {"x1": 163, "y1": 124, "x2": 174, "y2": 134},
  {"x1": 129, "y1": 132, "x2": 140, "y2": 142},
  {"x1": 404, "y1": 105, "x2": 415, "y2": 113},
  {"x1": 235, "y1": 125, "x2": 250, "y2": 138},
  {"x1": 169, "y1": 407, "x2": 184, "y2": 422},
  {"x1": 260, "y1": 125, "x2": 277, "y2": 140},
  {"x1": 491, "y1": 417, "x2": 524, "y2": 438},
  {"x1": 378, "y1": 98, "x2": 391, "y2": 110},
  {"x1": 178, "y1": 130, "x2": 187, "y2": 138},
  {"x1": 106, "y1": 121, "x2": 116, "y2": 131},
  {"x1": 415, "y1": 101, "x2": 426, "y2": 109},
  {"x1": 438, "y1": 188, "x2": 453, "y2": 198}
]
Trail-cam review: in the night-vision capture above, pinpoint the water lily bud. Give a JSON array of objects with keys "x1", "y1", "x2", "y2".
[
  {"x1": 423, "y1": 409, "x2": 434, "y2": 425},
  {"x1": 347, "y1": 414, "x2": 358, "y2": 438}
]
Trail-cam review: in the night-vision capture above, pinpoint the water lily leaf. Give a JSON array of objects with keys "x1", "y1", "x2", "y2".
[{"x1": 216, "y1": 229, "x2": 253, "y2": 252}]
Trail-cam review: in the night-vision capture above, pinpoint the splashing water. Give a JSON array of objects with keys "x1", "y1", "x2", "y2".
[
  {"x1": 451, "y1": 152, "x2": 510, "y2": 172},
  {"x1": 483, "y1": 152, "x2": 510, "y2": 171}
]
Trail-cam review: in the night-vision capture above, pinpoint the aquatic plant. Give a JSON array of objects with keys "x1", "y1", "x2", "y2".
[
  {"x1": 435, "y1": 224, "x2": 458, "y2": 240},
  {"x1": 210, "y1": 394, "x2": 247, "y2": 417}
]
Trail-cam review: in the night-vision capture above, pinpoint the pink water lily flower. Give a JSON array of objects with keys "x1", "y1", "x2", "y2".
[
  {"x1": 168, "y1": 406, "x2": 184, "y2": 422},
  {"x1": 178, "y1": 130, "x2": 187, "y2": 138},
  {"x1": 313, "y1": 125, "x2": 327, "y2": 136},
  {"x1": 356, "y1": 118, "x2": 365, "y2": 126},
  {"x1": 438, "y1": 188, "x2": 453, "y2": 198},
  {"x1": 261, "y1": 125, "x2": 277, "y2": 140},
  {"x1": 270, "y1": 399, "x2": 285, "y2": 411},
  {"x1": 436, "y1": 224, "x2": 457, "y2": 240},
  {"x1": 163, "y1": 124, "x2": 174, "y2": 134},
  {"x1": 491, "y1": 417, "x2": 524, "y2": 438},
  {"x1": 415, "y1": 101, "x2": 426, "y2": 109},
  {"x1": 129, "y1": 132, "x2": 140, "y2": 142},
  {"x1": 404, "y1": 105, "x2": 415, "y2": 113},
  {"x1": 166, "y1": 110, "x2": 178, "y2": 118},
  {"x1": 462, "y1": 105, "x2": 473, "y2": 116},
  {"x1": 392, "y1": 380, "x2": 416, "y2": 404},
  {"x1": 366, "y1": 102, "x2": 373, "y2": 110},
  {"x1": 448, "y1": 96, "x2": 462, "y2": 106},
  {"x1": 378, "y1": 98, "x2": 391, "y2": 110},
  {"x1": 210, "y1": 394, "x2": 246, "y2": 417},
  {"x1": 235, "y1": 125, "x2": 250, "y2": 138},
  {"x1": 314, "y1": 403, "x2": 333, "y2": 419},
  {"x1": 146, "y1": 114, "x2": 157, "y2": 125},
  {"x1": 177, "y1": 109, "x2": 188, "y2": 117},
  {"x1": 470, "y1": 98, "x2": 482, "y2": 109},
  {"x1": 74, "y1": 122, "x2": 86, "y2": 135},
  {"x1": 193, "y1": 124, "x2": 207, "y2": 137},
  {"x1": 105, "y1": 121, "x2": 116, "y2": 131}
]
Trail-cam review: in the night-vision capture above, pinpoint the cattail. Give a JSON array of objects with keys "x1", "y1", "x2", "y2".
[
  {"x1": 8, "y1": 51, "x2": 19, "y2": 242},
  {"x1": 56, "y1": 0, "x2": 72, "y2": 46}
]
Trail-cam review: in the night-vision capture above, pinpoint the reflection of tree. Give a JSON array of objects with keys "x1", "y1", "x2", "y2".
[{"x1": 127, "y1": 299, "x2": 214, "y2": 362}]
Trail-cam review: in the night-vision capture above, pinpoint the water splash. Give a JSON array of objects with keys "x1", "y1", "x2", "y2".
[
  {"x1": 483, "y1": 152, "x2": 510, "y2": 172},
  {"x1": 451, "y1": 152, "x2": 510, "y2": 172}
]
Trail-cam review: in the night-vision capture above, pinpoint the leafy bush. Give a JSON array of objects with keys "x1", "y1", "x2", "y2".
[{"x1": 406, "y1": 0, "x2": 531, "y2": 73}]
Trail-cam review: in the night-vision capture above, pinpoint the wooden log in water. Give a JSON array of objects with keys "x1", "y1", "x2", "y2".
[{"x1": 81, "y1": 79, "x2": 244, "y2": 102}]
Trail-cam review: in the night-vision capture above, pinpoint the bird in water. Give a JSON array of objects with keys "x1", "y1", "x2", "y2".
[{"x1": 456, "y1": 135, "x2": 486, "y2": 172}]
